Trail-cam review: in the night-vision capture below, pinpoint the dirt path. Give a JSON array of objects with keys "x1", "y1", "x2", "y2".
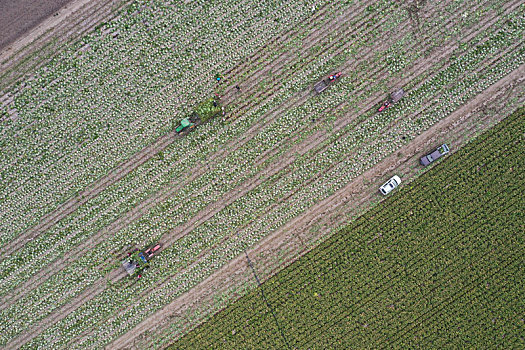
[
  {"x1": 0, "y1": 0, "x2": 74, "y2": 52},
  {"x1": 0, "y1": 131, "x2": 176, "y2": 258},
  {"x1": 0, "y1": 0, "x2": 374, "y2": 303},
  {"x1": 0, "y1": 0, "x2": 124, "y2": 93},
  {"x1": 14, "y1": 0, "x2": 523, "y2": 346},
  {"x1": 0, "y1": 0, "x2": 344, "y2": 266},
  {"x1": 0, "y1": 0, "x2": 488, "y2": 274},
  {"x1": 108, "y1": 61, "x2": 525, "y2": 350}
]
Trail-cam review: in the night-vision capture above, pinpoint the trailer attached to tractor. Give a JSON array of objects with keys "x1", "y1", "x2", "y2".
[
  {"x1": 314, "y1": 72, "x2": 342, "y2": 94},
  {"x1": 175, "y1": 94, "x2": 223, "y2": 135},
  {"x1": 122, "y1": 243, "x2": 161, "y2": 278}
]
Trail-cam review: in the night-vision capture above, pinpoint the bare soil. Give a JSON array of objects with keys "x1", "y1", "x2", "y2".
[
  {"x1": 0, "y1": 0, "x2": 73, "y2": 51},
  {"x1": 0, "y1": 0, "x2": 124, "y2": 93}
]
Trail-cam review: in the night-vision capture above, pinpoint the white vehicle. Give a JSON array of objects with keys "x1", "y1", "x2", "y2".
[{"x1": 379, "y1": 175, "x2": 401, "y2": 195}]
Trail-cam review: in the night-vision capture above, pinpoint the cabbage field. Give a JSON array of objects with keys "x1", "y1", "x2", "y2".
[{"x1": 0, "y1": 0, "x2": 523, "y2": 348}]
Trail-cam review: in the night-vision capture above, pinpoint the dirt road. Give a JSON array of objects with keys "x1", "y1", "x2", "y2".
[
  {"x1": 0, "y1": 0, "x2": 73, "y2": 51},
  {"x1": 0, "y1": 0, "x2": 124, "y2": 93},
  {"x1": 111, "y1": 63, "x2": 525, "y2": 349}
]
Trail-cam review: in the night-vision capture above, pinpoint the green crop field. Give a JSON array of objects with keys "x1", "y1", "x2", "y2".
[
  {"x1": 173, "y1": 107, "x2": 524, "y2": 348},
  {"x1": 0, "y1": 0, "x2": 523, "y2": 348}
]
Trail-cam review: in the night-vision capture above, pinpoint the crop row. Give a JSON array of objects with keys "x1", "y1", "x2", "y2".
[
  {"x1": 27, "y1": 9, "x2": 524, "y2": 348},
  {"x1": 4, "y1": 0, "x2": 524, "y2": 348},
  {"x1": 3, "y1": 0, "x2": 509, "y2": 295},
  {"x1": 0, "y1": 0, "x2": 416, "y2": 301},
  {"x1": 0, "y1": 0, "x2": 329, "y2": 245},
  {"x1": 0, "y1": 0, "x2": 351, "y2": 302},
  {"x1": 172, "y1": 106, "x2": 524, "y2": 349}
]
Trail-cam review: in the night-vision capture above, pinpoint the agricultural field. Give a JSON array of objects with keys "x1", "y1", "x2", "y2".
[
  {"x1": 173, "y1": 106, "x2": 525, "y2": 349},
  {"x1": 0, "y1": 0, "x2": 523, "y2": 348}
]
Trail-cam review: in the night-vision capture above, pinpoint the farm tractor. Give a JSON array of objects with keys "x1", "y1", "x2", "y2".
[
  {"x1": 122, "y1": 243, "x2": 161, "y2": 278},
  {"x1": 175, "y1": 94, "x2": 222, "y2": 134},
  {"x1": 314, "y1": 72, "x2": 342, "y2": 94},
  {"x1": 175, "y1": 116, "x2": 196, "y2": 134},
  {"x1": 378, "y1": 88, "x2": 405, "y2": 112}
]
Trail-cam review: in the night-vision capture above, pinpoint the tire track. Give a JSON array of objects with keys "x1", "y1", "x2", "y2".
[{"x1": 3, "y1": 0, "x2": 512, "y2": 314}]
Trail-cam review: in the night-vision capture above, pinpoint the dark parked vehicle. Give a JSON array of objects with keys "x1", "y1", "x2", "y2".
[{"x1": 420, "y1": 144, "x2": 450, "y2": 166}]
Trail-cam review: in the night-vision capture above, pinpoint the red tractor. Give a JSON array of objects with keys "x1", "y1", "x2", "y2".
[
  {"x1": 145, "y1": 244, "x2": 161, "y2": 258},
  {"x1": 314, "y1": 72, "x2": 342, "y2": 94},
  {"x1": 329, "y1": 72, "x2": 342, "y2": 81},
  {"x1": 378, "y1": 88, "x2": 405, "y2": 112}
]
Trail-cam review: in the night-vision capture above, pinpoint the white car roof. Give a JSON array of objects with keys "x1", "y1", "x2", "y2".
[{"x1": 392, "y1": 175, "x2": 401, "y2": 185}]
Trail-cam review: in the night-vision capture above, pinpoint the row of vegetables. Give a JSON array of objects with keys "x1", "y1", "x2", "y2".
[
  {"x1": 1, "y1": 0, "x2": 523, "y2": 348},
  {"x1": 0, "y1": 0, "x2": 327, "y2": 246}
]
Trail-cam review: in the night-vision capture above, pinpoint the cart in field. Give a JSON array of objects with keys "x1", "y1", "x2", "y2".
[
  {"x1": 314, "y1": 72, "x2": 342, "y2": 94},
  {"x1": 378, "y1": 88, "x2": 405, "y2": 112}
]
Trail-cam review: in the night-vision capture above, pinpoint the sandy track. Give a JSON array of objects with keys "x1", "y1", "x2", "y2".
[
  {"x1": 0, "y1": 0, "x2": 356, "y2": 303},
  {"x1": 10, "y1": 2, "x2": 520, "y2": 348},
  {"x1": 0, "y1": 0, "x2": 125, "y2": 92},
  {"x1": 112, "y1": 50, "x2": 523, "y2": 347},
  {"x1": 107, "y1": 4, "x2": 519, "y2": 342},
  {"x1": 107, "y1": 4, "x2": 522, "y2": 342}
]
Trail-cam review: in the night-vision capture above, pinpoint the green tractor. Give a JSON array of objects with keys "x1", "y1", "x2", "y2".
[
  {"x1": 122, "y1": 243, "x2": 161, "y2": 279},
  {"x1": 175, "y1": 117, "x2": 195, "y2": 134},
  {"x1": 175, "y1": 95, "x2": 223, "y2": 135}
]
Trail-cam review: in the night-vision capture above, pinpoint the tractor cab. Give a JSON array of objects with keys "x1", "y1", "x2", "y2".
[
  {"x1": 329, "y1": 72, "x2": 342, "y2": 81},
  {"x1": 175, "y1": 118, "x2": 195, "y2": 133}
]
